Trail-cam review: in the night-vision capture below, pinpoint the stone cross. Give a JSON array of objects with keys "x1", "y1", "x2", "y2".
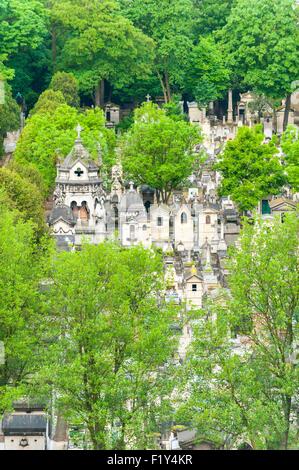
[
  {"x1": 76, "y1": 124, "x2": 83, "y2": 140},
  {"x1": 146, "y1": 94, "x2": 151, "y2": 102},
  {"x1": 75, "y1": 167, "x2": 84, "y2": 177}
]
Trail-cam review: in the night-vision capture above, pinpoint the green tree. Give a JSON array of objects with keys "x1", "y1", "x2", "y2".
[
  {"x1": 0, "y1": 84, "x2": 20, "y2": 155},
  {"x1": 163, "y1": 96, "x2": 187, "y2": 122},
  {"x1": 0, "y1": 0, "x2": 47, "y2": 56},
  {"x1": 193, "y1": 0, "x2": 236, "y2": 36},
  {"x1": 49, "y1": 0, "x2": 154, "y2": 106},
  {"x1": 120, "y1": 0, "x2": 195, "y2": 102},
  {"x1": 30, "y1": 89, "x2": 66, "y2": 116},
  {"x1": 0, "y1": 167, "x2": 45, "y2": 234},
  {"x1": 8, "y1": 43, "x2": 52, "y2": 111},
  {"x1": 221, "y1": 0, "x2": 299, "y2": 129},
  {"x1": 39, "y1": 242, "x2": 179, "y2": 449},
  {"x1": 0, "y1": 202, "x2": 51, "y2": 415},
  {"x1": 215, "y1": 126, "x2": 286, "y2": 213},
  {"x1": 49, "y1": 71, "x2": 80, "y2": 107},
  {"x1": 0, "y1": 54, "x2": 14, "y2": 81},
  {"x1": 281, "y1": 126, "x2": 299, "y2": 192},
  {"x1": 15, "y1": 102, "x2": 115, "y2": 193},
  {"x1": 122, "y1": 102, "x2": 201, "y2": 204},
  {"x1": 0, "y1": 0, "x2": 48, "y2": 85},
  {"x1": 186, "y1": 36, "x2": 230, "y2": 106},
  {"x1": 8, "y1": 160, "x2": 47, "y2": 195},
  {"x1": 178, "y1": 213, "x2": 299, "y2": 449}
]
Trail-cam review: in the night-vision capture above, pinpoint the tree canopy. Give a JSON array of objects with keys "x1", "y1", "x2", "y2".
[
  {"x1": 0, "y1": 202, "x2": 51, "y2": 414},
  {"x1": 120, "y1": 0, "x2": 195, "y2": 103},
  {"x1": 37, "y1": 242, "x2": 180, "y2": 449},
  {"x1": 0, "y1": 84, "x2": 20, "y2": 155},
  {"x1": 49, "y1": 72, "x2": 80, "y2": 108},
  {"x1": 122, "y1": 102, "x2": 201, "y2": 203},
  {"x1": 177, "y1": 213, "x2": 299, "y2": 449},
  {"x1": 215, "y1": 126, "x2": 286, "y2": 212},
  {"x1": 49, "y1": 0, "x2": 154, "y2": 106},
  {"x1": 221, "y1": 0, "x2": 299, "y2": 127},
  {"x1": 14, "y1": 95, "x2": 116, "y2": 194},
  {"x1": 0, "y1": 167, "x2": 45, "y2": 234},
  {"x1": 281, "y1": 126, "x2": 299, "y2": 192},
  {"x1": 0, "y1": 0, "x2": 48, "y2": 56},
  {"x1": 186, "y1": 36, "x2": 230, "y2": 106}
]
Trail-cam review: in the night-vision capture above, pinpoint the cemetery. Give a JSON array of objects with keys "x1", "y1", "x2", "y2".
[{"x1": 0, "y1": 0, "x2": 298, "y2": 453}]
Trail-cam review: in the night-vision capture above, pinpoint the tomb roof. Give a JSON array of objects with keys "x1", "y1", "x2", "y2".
[
  {"x1": 119, "y1": 186, "x2": 145, "y2": 213},
  {"x1": 269, "y1": 197, "x2": 297, "y2": 209},
  {"x1": 2, "y1": 413, "x2": 47, "y2": 435},
  {"x1": 48, "y1": 205, "x2": 77, "y2": 226},
  {"x1": 61, "y1": 136, "x2": 98, "y2": 170}
]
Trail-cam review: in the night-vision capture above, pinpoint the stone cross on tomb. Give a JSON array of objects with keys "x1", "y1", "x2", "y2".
[
  {"x1": 146, "y1": 94, "x2": 151, "y2": 102},
  {"x1": 76, "y1": 123, "x2": 83, "y2": 140},
  {"x1": 75, "y1": 167, "x2": 84, "y2": 177}
]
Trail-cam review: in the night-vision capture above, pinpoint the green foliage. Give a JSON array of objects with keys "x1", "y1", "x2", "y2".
[
  {"x1": 186, "y1": 36, "x2": 230, "y2": 106},
  {"x1": 116, "y1": 111, "x2": 134, "y2": 133},
  {"x1": 30, "y1": 89, "x2": 66, "y2": 116},
  {"x1": 49, "y1": 71, "x2": 80, "y2": 108},
  {"x1": 193, "y1": 0, "x2": 236, "y2": 36},
  {"x1": 37, "y1": 242, "x2": 180, "y2": 449},
  {"x1": 50, "y1": 0, "x2": 154, "y2": 101},
  {"x1": 8, "y1": 160, "x2": 46, "y2": 195},
  {"x1": 163, "y1": 96, "x2": 187, "y2": 122},
  {"x1": 0, "y1": 167, "x2": 45, "y2": 234},
  {"x1": 281, "y1": 126, "x2": 299, "y2": 191},
  {"x1": 7, "y1": 42, "x2": 52, "y2": 111},
  {"x1": 177, "y1": 213, "x2": 299, "y2": 449},
  {"x1": 221, "y1": 0, "x2": 299, "y2": 99},
  {"x1": 0, "y1": 0, "x2": 48, "y2": 56},
  {"x1": 120, "y1": 0, "x2": 195, "y2": 102},
  {"x1": 0, "y1": 84, "x2": 20, "y2": 155},
  {"x1": 0, "y1": 204, "x2": 51, "y2": 414},
  {"x1": 122, "y1": 102, "x2": 201, "y2": 203},
  {"x1": 216, "y1": 126, "x2": 286, "y2": 212},
  {"x1": 15, "y1": 103, "x2": 116, "y2": 193},
  {"x1": 0, "y1": 54, "x2": 14, "y2": 81}
]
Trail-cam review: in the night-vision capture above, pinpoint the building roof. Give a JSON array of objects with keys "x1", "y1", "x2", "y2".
[
  {"x1": 269, "y1": 197, "x2": 297, "y2": 210},
  {"x1": 185, "y1": 274, "x2": 203, "y2": 282},
  {"x1": 202, "y1": 204, "x2": 219, "y2": 213},
  {"x1": 61, "y1": 138, "x2": 99, "y2": 170},
  {"x1": 48, "y1": 205, "x2": 77, "y2": 226},
  {"x1": 224, "y1": 208, "x2": 238, "y2": 221},
  {"x1": 119, "y1": 188, "x2": 145, "y2": 213},
  {"x1": 2, "y1": 414, "x2": 47, "y2": 435}
]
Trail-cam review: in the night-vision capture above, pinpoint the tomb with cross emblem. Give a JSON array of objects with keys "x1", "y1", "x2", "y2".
[{"x1": 48, "y1": 124, "x2": 107, "y2": 247}]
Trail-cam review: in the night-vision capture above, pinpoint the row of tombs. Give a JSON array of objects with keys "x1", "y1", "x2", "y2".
[{"x1": 47, "y1": 133, "x2": 240, "y2": 255}]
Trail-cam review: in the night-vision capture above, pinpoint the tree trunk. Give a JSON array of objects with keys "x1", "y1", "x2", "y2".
[
  {"x1": 114, "y1": 423, "x2": 126, "y2": 450},
  {"x1": 156, "y1": 189, "x2": 172, "y2": 204},
  {"x1": 283, "y1": 94, "x2": 291, "y2": 132},
  {"x1": 108, "y1": 82, "x2": 113, "y2": 102},
  {"x1": 273, "y1": 107, "x2": 278, "y2": 134},
  {"x1": 53, "y1": 414, "x2": 68, "y2": 442},
  {"x1": 157, "y1": 72, "x2": 168, "y2": 104},
  {"x1": 164, "y1": 71, "x2": 172, "y2": 103},
  {"x1": 156, "y1": 189, "x2": 161, "y2": 204},
  {"x1": 51, "y1": 27, "x2": 57, "y2": 71},
  {"x1": 95, "y1": 79, "x2": 105, "y2": 108},
  {"x1": 280, "y1": 395, "x2": 292, "y2": 449},
  {"x1": 88, "y1": 424, "x2": 106, "y2": 450}
]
